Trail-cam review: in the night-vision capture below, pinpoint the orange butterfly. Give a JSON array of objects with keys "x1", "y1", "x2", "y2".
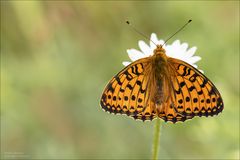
[{"x1": 100, "y1": 22, "x2": 223, "y2": 123}]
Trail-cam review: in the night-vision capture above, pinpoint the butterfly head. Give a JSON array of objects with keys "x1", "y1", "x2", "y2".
[
  {"x1": 152, "y1": 45, "x2": 168, "y2": 68},
  {"x1": 154, "y1": 45, "x2": 166, "y2": 57}
]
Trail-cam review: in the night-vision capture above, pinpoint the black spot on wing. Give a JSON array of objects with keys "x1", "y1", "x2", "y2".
[
  {"x1": 200, "y1": 79, "x2": 208, "y2": 87},
  {"x1": 189, "y1": 86, "x2": 195, "y2": 91},
  {"x1": 179, "y1": 81, "x2": 186, "y2": 87},
  {"x1": 107, "y1": 84, "x2": 114, "y2": 93},
  {"x1": 185, "y1": 67, "x2": 191, "y2": 76},
  {"x1": 115, "y1": 76, "x2": 122, "y2": 85},
  {"x1": 126, "y1": 84, "x2": 133, "y2": 90},
  {"x1": 124, "y1": 70, "x2": 133, "y2": 80},
  {"x1": 181, "y1": 66, "x2": 187, "y2": 76},
  {"x1": 189, "y1": 73, "x2": 198, "y2": 82}
]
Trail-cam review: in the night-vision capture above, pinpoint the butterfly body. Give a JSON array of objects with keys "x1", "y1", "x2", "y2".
[
  {"x1": 100, "y1": 45, "x2": 223, "y2": 123},
  {"x1": 142, "y1": 45, "x2": 174, "y2": 115}
]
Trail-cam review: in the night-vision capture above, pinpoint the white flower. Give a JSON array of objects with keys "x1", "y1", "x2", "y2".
[{"x1": 122, "y1": 33, "x2": 203, "y2": 72}]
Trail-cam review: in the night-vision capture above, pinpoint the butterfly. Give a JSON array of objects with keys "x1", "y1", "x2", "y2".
[{"x1": 100, "y1": 44, "x2": 224, "y2": 123}]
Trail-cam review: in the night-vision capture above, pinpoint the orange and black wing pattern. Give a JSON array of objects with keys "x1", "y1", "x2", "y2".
[
  {"x1": 100, "y1": 59, "x2": 157, "y2": 121},
  {"x1": 165, "y1": 58, "x2": 224, "y2": 122}
]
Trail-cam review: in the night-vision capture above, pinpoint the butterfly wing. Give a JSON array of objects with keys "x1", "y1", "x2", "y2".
[
  {"x1": 162, "y1": 58, "x2": 224, "y2": 123},
  {"x1": 100, "y1": 58, "x2": 156, "y2": 121}
]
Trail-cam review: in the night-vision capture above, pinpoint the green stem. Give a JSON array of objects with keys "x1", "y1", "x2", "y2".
[{"x1": 152, "y1": 118, "x2": 161, "y2": 160}]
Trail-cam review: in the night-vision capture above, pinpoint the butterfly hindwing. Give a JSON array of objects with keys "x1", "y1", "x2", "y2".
[
  {"x1": 168, "y1": 58, "x2": 224, "y2": 122},
  {"x1": 100, "y1": 59, "x2": 156, "y2": 121}
]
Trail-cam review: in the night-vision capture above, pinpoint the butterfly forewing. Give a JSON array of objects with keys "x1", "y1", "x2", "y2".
[{"x1": 100, "y1": 59, "x2": 156, "y2": 121}]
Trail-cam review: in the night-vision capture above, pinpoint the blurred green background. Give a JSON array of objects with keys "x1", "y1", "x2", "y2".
[{"x1": 1, "y1": 1, "x2": 239, "y2": 159}]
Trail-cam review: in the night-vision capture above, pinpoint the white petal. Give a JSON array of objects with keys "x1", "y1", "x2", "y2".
[
  {"x1": 122, "y1": 61, "x2": 131, "y2": 66},
  {"x1": 138, "y1": 40, "x2": 152, "y2": 56},
  {"x1": 180, "y1": 43, "x2": 188, "y2": 52},
  {"x1": 158, "y1": 40, "x2": 165, "y2": 45},
  {"x1": 150, "y1": 33, "x2": 158, "y2": 44},
  {"x1": 123, "y1": 34, "x2": 203, "y2": 73},
  {"x1": 165, "y1": 40, "x2": 185, "y2": 58},
  {"x1": 199, "y1": 69, "x2": 204, "y2": 73},
  {"x1": 127, "y1": 49, "x2": 145, "y2": 61},
  {"x1": 172, "y1": 40, "x2": 180, "y2": 47},
  {"x1": 192, "y1": 64, "x2": 198, "y2": 68},
  {"x1": 150, "y1": 33, "x2": 158, "y2": 49},
  {"x1": 188, "y1": 56, "x2": 202, "y2": 64},
  {"x1": 165, "y1": 45, "x2": 184, "y2": 58},
  {"x1": 185, "y1": 47, "x2": 197, "y2": 58}
]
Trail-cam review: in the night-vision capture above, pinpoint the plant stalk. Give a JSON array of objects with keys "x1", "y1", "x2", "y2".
[{"x1": 152, "y1": 118, "x2": 161, "y2": 160}]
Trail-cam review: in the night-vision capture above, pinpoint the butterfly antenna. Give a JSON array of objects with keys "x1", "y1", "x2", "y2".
[
  {"x1": 126, "y1": 20, "x2": 157, "y2": 46},
  {"x1": 163, "y1": 19, "x2": 192, "y2": 46}
]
